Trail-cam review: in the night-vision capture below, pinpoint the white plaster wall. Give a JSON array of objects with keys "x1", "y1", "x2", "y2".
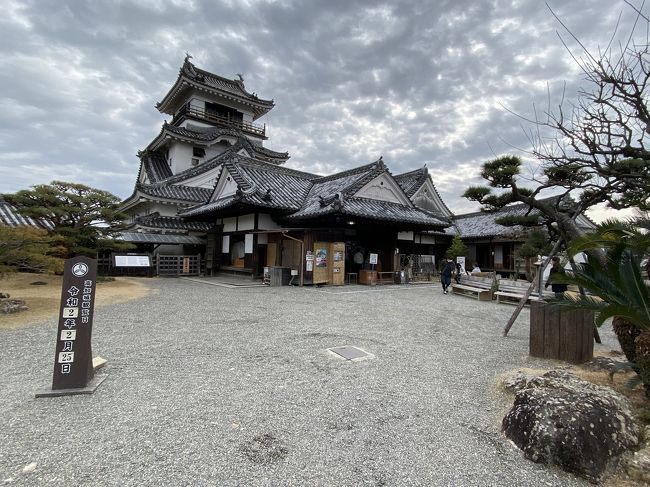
[
  {"x1": 210, "y1": 169, "x2": 238, "y2": 201},
  {"x1": 168, "y1": 142, "x2": 193, "y2": 174},
  {"x1": 223, "y1": 217, "x2": 237, "y2": 232},
  {"x1": 180, "y1": 119, "x2": 212, "y2": 129},
  {"x1": 189, "y1": 98, "x2": 204, "y2": 110},
  {"x1": 222, "y1": 235, "x2": 230, "y2": 253},
  {"x1": 181, "y1": 170, "x2": 220, "y2": 189},
  {"x1": 258, "y1": 213, "x2": 280, "y2": 230},
  {"x1": 147, "y1": 203, "x2": 178, "y2": 217},
  {"x1": 238, "y1": 214, "x2": 255, "y2": 231},
  {"x1": 417, "y1": 234, "x2": 436, "y2": 244},
  {"x1": 204, "y1": 143, "x2": 231, "y2": 160},
  {"x1": 245, "y1": 234, "x2": 254, "y2": 253},
  {"x1": 398, "y1": 231, "x2": 414, "y2": 241},
  {"x1": 356, "y1": 174, "x2": 410, "y2": 205}
]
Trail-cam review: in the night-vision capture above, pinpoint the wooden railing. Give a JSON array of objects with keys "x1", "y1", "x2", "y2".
[{"x1": 175, "y1": 104, "x2": 266, "y2": 138}]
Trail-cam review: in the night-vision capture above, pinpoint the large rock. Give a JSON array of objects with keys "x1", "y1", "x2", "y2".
[
  {"x1": 502, "y1": 370, "x2": 639, "y2": 483},
  {"x1": 0, "y1": 298, "x2": 28, "y2": 314}
]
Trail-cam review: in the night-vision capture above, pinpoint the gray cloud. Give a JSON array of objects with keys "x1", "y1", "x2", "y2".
[{"x1": 0, "y1": 0, "x2": 644, "y2": 222}]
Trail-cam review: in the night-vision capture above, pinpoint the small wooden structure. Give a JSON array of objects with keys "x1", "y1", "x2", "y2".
[
  {"x1": 451, "y1": 275, "x2": 494, "y2": 301},
  {"x1": 529, "y1": 301, "x2": 594, "y2": 363}
]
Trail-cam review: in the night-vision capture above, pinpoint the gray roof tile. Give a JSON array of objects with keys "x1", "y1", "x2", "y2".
[
  {"x1": 138, "y1": 184, "x2": 211, "y2": 203},
  {"x1": 142, "y1": 150, "x2": 173, "y2": 183},
  {"x1": 394, "y1": 167, "x2": 428, "y2": 197},
  {"x1": 286, "y1": 196, "x2": 450, "y2": 226},
  {"x1": 135, "y1": 213, "x2": 212, "y2": 231},
  {"x1": 0, "y1": 200, "x2": 54, "y2": 230},
  {"x1": 453, "y1": 202, "x2": 541, "y2": 238}
]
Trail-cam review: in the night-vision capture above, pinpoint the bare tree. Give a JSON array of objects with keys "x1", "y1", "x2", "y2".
[{"x1": 465, "y1": 2, "x2": 650, "y2": 248}]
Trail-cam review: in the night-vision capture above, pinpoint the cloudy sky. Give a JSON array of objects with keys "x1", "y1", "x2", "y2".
[{"x1": 0, "y1": 0, "x2": 645, "y2": 220}]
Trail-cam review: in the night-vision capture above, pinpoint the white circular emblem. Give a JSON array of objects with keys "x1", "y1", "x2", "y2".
[{"x1": 72, "y1": 262, "x2": 88, "y2": 277}]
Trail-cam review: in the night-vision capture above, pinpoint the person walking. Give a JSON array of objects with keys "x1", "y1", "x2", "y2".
[
  {"x1": 545, "y1": 256, "x2": 568, "y2": 298},
  {"x1": 441, "y1": 259, "x2": 454, "y2": 294}
]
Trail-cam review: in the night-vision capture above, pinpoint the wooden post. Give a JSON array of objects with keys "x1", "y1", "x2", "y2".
[{"x1": 503, "y1": 239, "x2": 562, "y2": 337}]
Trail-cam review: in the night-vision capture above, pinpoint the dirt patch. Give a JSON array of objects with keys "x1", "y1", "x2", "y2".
[
  {"x1": 0, "y1": 273, "x2": 150, "y2": 329},
  {"x1": 239, "y1": 433, "x2": 289, "y2": 464}
]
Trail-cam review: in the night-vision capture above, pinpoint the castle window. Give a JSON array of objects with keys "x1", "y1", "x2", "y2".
[{"x1": 193, "y1": 147, "x2": 205, "y2": 158}]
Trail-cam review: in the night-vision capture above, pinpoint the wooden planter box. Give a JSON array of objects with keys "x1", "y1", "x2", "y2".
[{"x1": 529, "y1": 301, "x2": 594, "y2": 363}]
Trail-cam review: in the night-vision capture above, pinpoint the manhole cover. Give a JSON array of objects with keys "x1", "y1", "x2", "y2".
[{"x1": 328, "y1": 345, "x2": 372, "y2": 361}]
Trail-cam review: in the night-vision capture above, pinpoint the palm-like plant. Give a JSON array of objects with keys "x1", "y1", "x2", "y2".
[
  {"x1": 548, "y1": 216, "x2": 650, "y2": 393},
  {"x1": 551, "y1": 243, "x2": 650, "y2": 330}
]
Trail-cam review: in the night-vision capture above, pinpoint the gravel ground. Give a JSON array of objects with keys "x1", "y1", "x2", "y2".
[{"x1": 0, "y1": 277, "x2": 621, "y2": 486}]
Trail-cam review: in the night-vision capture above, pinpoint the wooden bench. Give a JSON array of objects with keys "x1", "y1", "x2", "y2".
[
  {"x1": 451, "y1": 275, "x2": 494, "y2": 301},
  {"x1": 495, "y1": 279, "x2": 552, "y2": 304}
]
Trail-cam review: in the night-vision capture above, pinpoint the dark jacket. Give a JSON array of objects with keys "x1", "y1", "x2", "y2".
[{"x1": 546, "y1": 266, "x2": 568, "y2": 292}]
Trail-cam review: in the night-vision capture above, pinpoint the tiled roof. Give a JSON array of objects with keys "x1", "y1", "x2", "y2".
[
  {"x1": 394, "y1": 166, "x2": 454, "y2": 216},
  {"x1": 137, "y1": 183, "x2": 211, "y2": 203},
  {"x1": 181, "y1": 156, "x2": 449, "y2": 228},
  {"x1": 0, "y1": 200, "x2": 54, "y2": 230},
  {"x1": 180, "y1": 196, "x2": 239, "y2": 218},
  {"x1": 289, "y1": 162, "x2": 379, "y2": 217},
  {"x1": 285, "y1": 196, "x2": 450, "y2": 226},
  {"x1": 453, "y1": 202, "x2": 541, "y2": 239},
  {"x1": 142, "y1": 150, "x2": 173, "y2": 183},
  {"x1": 230, "y1": 158, "x2": 314, "y2": 209},
  {"x1": 134, "y1": 213, "x2": 213, "y2": 232},
  {"x1": 157, "y1": 58, "x2": 274, "y2": 118},
  {"x1": 117, "y1": 232, "x2": 205, "y2": 245},
  {"x1": 394, "y1": 167, "x2": 428, "y2": 197},
  {"x1": 189, "y1": 62, "x2": 273, "y2": 108},
  {"x1": 165, "y1": 123, "x2": 241, "y2": 142},
  {"x1": 180, "y1": 155, "x2": 315, "y2": 217}
]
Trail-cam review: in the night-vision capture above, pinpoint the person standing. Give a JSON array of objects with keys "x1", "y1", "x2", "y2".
[
  {"x1": 545, "y1": 256, "x2": 568, "y2": 298},
  {"x1": 405, "y1": 255, "x2": 413, "y2": 282},
  {"x1": 441, "y1": 259, "x2": 454, "y2": 294}
]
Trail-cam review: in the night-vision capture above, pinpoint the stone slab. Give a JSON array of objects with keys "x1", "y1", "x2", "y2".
[{"x1": 35, "y1": 374, "x2": 107, "y2": 398}]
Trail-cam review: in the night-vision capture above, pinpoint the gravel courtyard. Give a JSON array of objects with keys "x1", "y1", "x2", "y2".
[{"x1": 0, "y1": 277, "x2": 619, "y2": 486}]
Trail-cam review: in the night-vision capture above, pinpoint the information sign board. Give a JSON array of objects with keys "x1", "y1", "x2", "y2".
[
  {"x1": 113, "y1": 254, "x2": 151, "y2": 267},
  {"x1": 50, "y1": 256, "x2": 97, "y2": 390}
]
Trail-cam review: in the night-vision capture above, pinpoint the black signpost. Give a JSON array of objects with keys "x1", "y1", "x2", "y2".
[{"x1": 36, "y1": 256, "x2": 106, "y2": 397}]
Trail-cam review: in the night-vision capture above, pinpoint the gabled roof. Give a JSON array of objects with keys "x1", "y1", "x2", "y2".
[
  {"x1": 394, "y1": 166, "x2": 430, "y2": 197},
  {"x1": 394, "y1": 165, "x2": 454, "y2": 217},
  {"x1": 181, "y1": 156, "x2": 449, "y2": 228},
  {"x1": 286, "y1": 160, "x2": 384, "y2": 218},
  {"x1": 0, "y1": 199, "x2": 54, "y2": 230},
  {"x1": 156, "y1": 57, "x2": 274, "y2": 119},
  {"x1": 181, "y1": 155, "x2": 315, "y2": 217}
]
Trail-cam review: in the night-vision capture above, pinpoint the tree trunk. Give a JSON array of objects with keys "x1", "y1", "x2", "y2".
[
  {"x1": 635, "y1": 330, "x2": 650, "y2": 399},
  {"x1": 613, "y1": 316, "x2": 641, "y2": 364}
]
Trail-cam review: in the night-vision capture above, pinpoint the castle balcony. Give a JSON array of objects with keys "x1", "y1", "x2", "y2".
[{"x1": 173, "y1": 104, "x2": 267, "y2": 139}]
